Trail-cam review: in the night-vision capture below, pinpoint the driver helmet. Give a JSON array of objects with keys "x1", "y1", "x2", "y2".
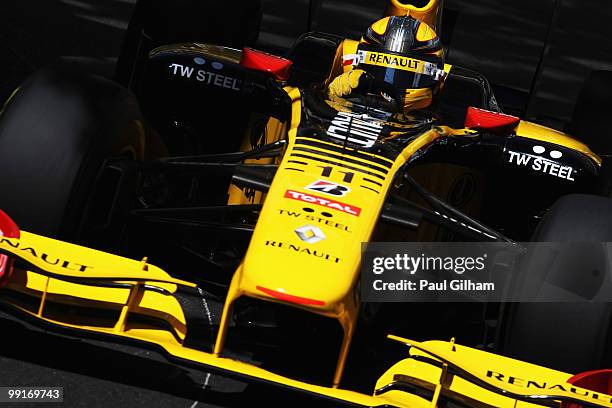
[{"x1": 350, "y1": 15, "x2": 446, "y2": 112}]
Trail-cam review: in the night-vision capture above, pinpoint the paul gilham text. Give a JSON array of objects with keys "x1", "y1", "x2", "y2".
[{"x1": 373, "y1": 279, "x2": 495, "y2": 292}]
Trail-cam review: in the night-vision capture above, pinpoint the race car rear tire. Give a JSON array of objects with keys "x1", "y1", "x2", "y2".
[
  {"x1": 115, "y1": 0, "x2": 262, "y2": 92},
  {"x1": 0, "y1": 68, "x2": 145, "y2": 242},
  {"x1": 501, "y1": 194, "x2": 612, "y2": 373},
  {"x1": 567, "y1": 70, "x2": 612, "y2": 155}
]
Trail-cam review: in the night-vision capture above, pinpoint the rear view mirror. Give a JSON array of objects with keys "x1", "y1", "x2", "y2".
[
  {"x1": 464, "y1": 106, "x2": 520, "y2": 134},
  {"x1": 240, "y1": 48, "x2": 292, "y2": 81}
]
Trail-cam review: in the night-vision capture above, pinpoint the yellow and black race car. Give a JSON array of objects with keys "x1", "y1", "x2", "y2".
[{"x1": 0, "y1": 0, "x2": 611, "y2": 406}]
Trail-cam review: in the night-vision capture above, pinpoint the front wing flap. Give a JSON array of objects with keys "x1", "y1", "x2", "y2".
[{"x1": 378, "y1": 335, "x2": 612, "y2": 408}]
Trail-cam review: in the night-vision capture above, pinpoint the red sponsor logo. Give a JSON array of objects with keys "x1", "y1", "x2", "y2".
[{"x1": 284, "y1": 190, "x2": 361, "y2": 216}]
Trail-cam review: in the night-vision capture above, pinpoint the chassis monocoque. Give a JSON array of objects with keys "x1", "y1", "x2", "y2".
[{"x1": 0, "y1": 0, "x2": 611, "y2": 406}]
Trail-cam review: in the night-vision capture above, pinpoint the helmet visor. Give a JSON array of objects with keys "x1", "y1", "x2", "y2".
[{"x1": 355, "y1": 49, "x2": 445, "y2": 89}]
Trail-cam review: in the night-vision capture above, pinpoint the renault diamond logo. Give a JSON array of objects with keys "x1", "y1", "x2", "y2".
[{"x1": 295, "y1": 225, "x2": 326, "y2": 244}]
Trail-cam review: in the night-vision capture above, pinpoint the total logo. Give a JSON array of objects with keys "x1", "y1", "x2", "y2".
[
  {"x1": 305, "y1": 180, "x2": 350, "y2": 197},
  {"x1": 284, "y1": 190, "x2": 361, "y2": 216},
  {"x1": 295, "y1": 225, "x2": 326, "y2": 244}
]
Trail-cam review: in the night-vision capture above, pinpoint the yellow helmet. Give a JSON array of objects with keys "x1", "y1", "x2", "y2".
[{"x1": 351, "y1": 15, "x2": 446, "y2": 112}]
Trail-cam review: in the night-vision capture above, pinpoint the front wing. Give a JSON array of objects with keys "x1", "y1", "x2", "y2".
[{"x1": 0, "y1": 230, "x2": 610, "y2": 408}]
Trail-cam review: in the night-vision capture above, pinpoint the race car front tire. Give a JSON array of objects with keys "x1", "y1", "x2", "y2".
[
  {"x1": 501, "y1": 194, "x2": 612, "y2": 373},
  {"x1": 0, "y1": 68, "x2": 145, "y2": 242}
]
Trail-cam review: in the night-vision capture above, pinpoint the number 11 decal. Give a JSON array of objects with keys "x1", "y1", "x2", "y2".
[{"x1": 318, "y1": 166, "x2": 355, "y2": 183}]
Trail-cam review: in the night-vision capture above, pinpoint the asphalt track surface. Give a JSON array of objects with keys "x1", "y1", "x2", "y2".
[
  {"x1": 1, "y1": 1, "x2": 612, "y2": 407},
  {"x1": 1, "y1": 311, "x2": 221, "y2": 408},
  {"x1": 0, "y1": 309, "x2": 337, "y2": 408}
]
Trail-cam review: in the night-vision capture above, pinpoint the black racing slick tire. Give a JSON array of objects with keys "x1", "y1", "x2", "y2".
[
  {"x1": 0, "y1": 68, "x2": 145, "y2": 242},
  {"x1": 115, "y1": 0, "x2": 263, "y2": 91},
  {"x1": 502, "y1": 194, "x2": 612, "y2": 373},
  {"x1": 567, "y1": 70, "x2": 612, "y2": 155}
]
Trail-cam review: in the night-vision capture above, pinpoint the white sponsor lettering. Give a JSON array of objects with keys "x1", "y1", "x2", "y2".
[
  {"x1": 284, "y1": 190, "x2": 361, "y2": 216},
  {"x1": 508, "y1": 151, "x2": 575, "y2": 181},
  {"x1": 169, "y1": 63, "x2": 241, "y2": 91},
  {"x1": 327, "y1": 111, "x2": 383, "y2": 148},
  {"x1": 169, "y1": 63, "x2": 194, "y2": 78}
]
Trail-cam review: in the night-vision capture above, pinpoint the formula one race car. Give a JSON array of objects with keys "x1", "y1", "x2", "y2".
[{"x1": 1, "y1": 0, "x2": 612, "y2": 406}]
